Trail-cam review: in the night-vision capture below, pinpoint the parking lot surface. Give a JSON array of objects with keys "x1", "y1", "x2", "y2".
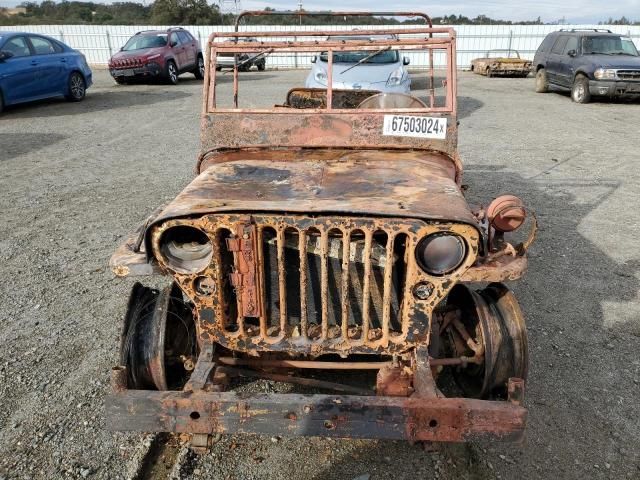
[{"x1": 0, "y1": 69, "x2": 639, "y2": 480}]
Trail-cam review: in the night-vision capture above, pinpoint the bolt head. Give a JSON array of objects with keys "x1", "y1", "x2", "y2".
[{"x1": 413, "y1": 282, "x2": 434, "y2": 300}]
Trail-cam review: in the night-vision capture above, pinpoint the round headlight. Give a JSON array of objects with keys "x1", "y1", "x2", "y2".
[
  {"x1": 158, "y1": 225, "x2": 212, "y2": 274},
  {"x1": 416, "y1": 233, "x2": 466, "y2": 275}
]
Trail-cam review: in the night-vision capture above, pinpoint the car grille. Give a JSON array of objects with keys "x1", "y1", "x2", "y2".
[
  {"x1": 199, "y1": 214, "x2": 426, "y2": 355},
  {"x1": 617, "y1": 70, "x2": 640, "y2": 81}
]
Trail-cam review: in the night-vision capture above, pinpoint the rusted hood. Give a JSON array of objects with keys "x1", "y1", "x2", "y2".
[{"x1": 151, "y1": 151, "x2": 479, "y2": 228}]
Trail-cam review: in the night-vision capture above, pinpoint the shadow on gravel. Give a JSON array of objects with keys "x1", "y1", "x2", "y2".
[
  {"x1": 310, "y1": 167, "x2": 639, "y2": 480},
  {"x1": 214, "y1": 73, "x2": 278, "y2": 84},
  {"x1": 0, "y1": 133, "x2": 67, "y2": 161},
  {"x1": 1, "y1": 89, "x2": 193, "y2": 119}
]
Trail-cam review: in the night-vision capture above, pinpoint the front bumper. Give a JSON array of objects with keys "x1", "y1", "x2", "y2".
[
  {"x1": 589, "y1": 79, "x2": 640, "y2": 97},
  {"x1": 110, "y1": 62, "x2": 163, "y2": 79},
  {"x1": 107, "y1": 367, "x2": 527, "y2": 442}
]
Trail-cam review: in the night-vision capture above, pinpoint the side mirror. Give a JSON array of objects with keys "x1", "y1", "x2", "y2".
[
  {"x1": 170, "y1": 41, "x2": 178, "y2": 48},
  {"x1": 403, "y1": 56, "x2": 410, "y2": 65},
  {"x1": 0, "y1": 50, "x2": 14, "y2": 61},
  {"x1": 567, "y1": 49, "x2": 577, "y2": 57},
  {"x1": 311, "y1": 55, "x2": 317, "y2": 63}
]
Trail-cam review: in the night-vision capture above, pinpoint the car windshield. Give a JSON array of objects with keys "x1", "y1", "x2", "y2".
[
  {"x1": 122, "y1": 34, "x2": 167, "y2": 51},
  {"x1": 319, "y1": 49, "x2": 399, "y2": 64},
  {"x1": 582, "y1": 36, "x2": 638, "y2": 56}
]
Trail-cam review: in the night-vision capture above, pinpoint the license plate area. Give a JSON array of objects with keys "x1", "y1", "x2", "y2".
[{"x1": 382, "y1": 115, "x2": 447, "y2": 139}]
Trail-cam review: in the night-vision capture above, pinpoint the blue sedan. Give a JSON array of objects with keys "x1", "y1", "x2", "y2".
[{"x1": 0, "y1": 31, "x2": 92, "y2": 113}]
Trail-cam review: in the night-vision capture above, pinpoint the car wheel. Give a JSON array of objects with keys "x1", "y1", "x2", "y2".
[
  {"x1": 486, "y1": 67, "x2": 493, "y2": 78},
  {"x1": 114, "y1": 77, "x2": 128, "y2": 85},
  {"x1": 535, "y1": 68, "x2": 549, "y2": 93},
  {"x1": 194, "y1": 56, "x2": 205, "y2": 79},
  {"x1": 166, "y1": 60, "x2": 178, "y2": 85},
  {"x1": 0, "y1": 90, "x2": 3, "y2": 114},
  {"x1": 257, "y1": 59, "x2": 266, "y2": 71},
  {"x1": 66, "y1": 72, "x2": 86, "y2": 102},
  {"x1": 571, "y1": 74, "x2": 591, "y2": 104}
]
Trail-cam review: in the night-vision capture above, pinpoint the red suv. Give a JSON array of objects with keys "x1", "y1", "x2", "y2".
[{"x1": 108, "y1": 27, "x2": 204, "y2": 85}]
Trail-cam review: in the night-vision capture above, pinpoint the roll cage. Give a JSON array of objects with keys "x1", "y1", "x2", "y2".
[{"x1": 203, "y1": 11, "x2": 457, "y2": 114}]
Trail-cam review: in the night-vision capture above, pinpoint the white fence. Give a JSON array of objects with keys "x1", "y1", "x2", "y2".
[{"x1": 2, "y1": 23, "x2": 639, "y2": 68}]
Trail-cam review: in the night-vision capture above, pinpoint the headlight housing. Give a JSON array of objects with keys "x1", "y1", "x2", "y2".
[
  {"x1": 416, "y1": 233, "x2": 467, "y2": 276},
  {"x1": 387, "y1": 66, "x2": 405, "y2": 86},
  {"x1": 158, "y1": 225, "x2": 212, "y2": 274},
  {"x1": 314, "y1": 68, "x2": 328, "y2": 86},
  {"x1": 594, "y1": 68, "x2": 617, "y2": 80}
]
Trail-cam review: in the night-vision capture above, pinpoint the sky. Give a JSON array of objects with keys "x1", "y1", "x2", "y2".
[
  {"x1": 240, "y1": 1, "x2": 639, "y2": 24},
  {"x1": 1, "y1": 0, "x2": 639, "y2": 23}
]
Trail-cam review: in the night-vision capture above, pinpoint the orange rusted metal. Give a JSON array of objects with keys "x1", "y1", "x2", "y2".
[{"x1": 108, "y1": 10, "x2": 536, "y2": 447}]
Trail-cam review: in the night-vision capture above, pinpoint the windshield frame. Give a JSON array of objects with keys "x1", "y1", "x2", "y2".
[{"x1": 122, "y1": 33, "x2": 168, "y2": 52}]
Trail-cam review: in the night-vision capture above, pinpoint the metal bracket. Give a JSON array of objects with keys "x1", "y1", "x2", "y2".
[{"x1": 226, "y1": 217, "x2": 262, "y2": 318}]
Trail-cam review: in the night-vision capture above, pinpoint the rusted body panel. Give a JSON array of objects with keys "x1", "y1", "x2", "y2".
[
  {"x1": 471, "y1": 51, "x2": 532, "y2": 77},
  {"x1": 152, "y1": 154, "x2": 473, "y2": 231}
]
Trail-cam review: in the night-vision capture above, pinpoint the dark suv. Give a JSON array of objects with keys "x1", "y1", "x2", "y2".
[
  {"x1": 533, "y1": 29, "x2": 640, "y2": 103},
  {"x1": 109, "y1": 27, "x2": 204, "y2": 85}
]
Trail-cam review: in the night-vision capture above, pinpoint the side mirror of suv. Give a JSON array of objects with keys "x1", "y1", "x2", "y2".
[
  {"x1": 567, "y1": 49, "x2": 577, "y2": 57},
  {"x1": 0, "y1": 50, "x2": 14, "y2": 62},
  {"x1": 170, "y1": 41, "x2": 178, "y2": 48},
  {"x1": 310, "y1": 55, "x2": 317, "y2": 63},
  {"x1": 403, "y1": 56, "x2": 410, "y2": 65}
]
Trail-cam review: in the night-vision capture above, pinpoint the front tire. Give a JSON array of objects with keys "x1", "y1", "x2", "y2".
[
  {"x1": 257, "y1": 58, "x2": 266, "y2": 71},
  {"x1": 66, "y1": 72, "x2": 86, "y2": 102},
  {"x1": 571, "y1": 74, "x2": 591, "y2": 104},
  {"x1": 165, "y1": 60, "x2": 178, "y2": 85},
  {"x1": 194, "y1": 55, "x2": 205, "y2": 79},
  {"x1": 114, "y1": 77, "x2": 128, "y2": 85},
  {"x1": 486, "y1": 67, "x2": 493, "y2": 78},
  {"x1": 0, "y1": 90, "x2": 3, "y2": 114}
]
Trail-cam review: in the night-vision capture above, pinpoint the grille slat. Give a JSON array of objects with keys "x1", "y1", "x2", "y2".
[
  {"x1": 277, "y1": 228, "x2": 287, "y2": 335},
  {"x1": 361, "y1": 231, "x2": 373, "y2": 342},
  {"x1": 340, "y1": 230, "x2": 351, "y2": 341},
  {"x1": 381, "y1": 233, "x2": 396, "y2": 345},
  {"x1": 320, "y1": 229, "x2": 329, "y2": 340},
  {"x1": 298, "y1": 230, "x2": 309, "y2": 338}
]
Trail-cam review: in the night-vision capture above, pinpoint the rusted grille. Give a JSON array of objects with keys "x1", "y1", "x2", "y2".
[
  {"x1": 617, "y1": 70, "x2": 640, "y2": 81},
  {"x1": 209, "y1": 215, "x2": 422, "y2": 353}
]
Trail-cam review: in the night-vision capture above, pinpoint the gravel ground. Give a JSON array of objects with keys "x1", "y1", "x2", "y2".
[{"x1": 0, "y1": 68, "x2": 639, "y2": 480}]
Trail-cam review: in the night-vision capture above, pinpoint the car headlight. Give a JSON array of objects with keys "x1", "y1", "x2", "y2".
[
  {"x1": 147, "y1": 53, "x2": 161, "y2": 61},
  {"x1": 158, "y1": 225, "x2": 212, "y2": 274},
  {"x1": 416, "y1": 233, "x2": 467, "y2": 276},
  {"x1": 594, "y1": 68, "x2": 617, "y2": 80},
  {"x1": 387, "y1": 67, "x2": 405, "y2": 86},
  {"x1": 314, "y1": 68, "x2": 328, "y2": 86}
]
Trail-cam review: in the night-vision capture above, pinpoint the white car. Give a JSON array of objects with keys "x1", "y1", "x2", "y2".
[{"x1": 305, "y1": 35, "x2": 411, "y2": 93}]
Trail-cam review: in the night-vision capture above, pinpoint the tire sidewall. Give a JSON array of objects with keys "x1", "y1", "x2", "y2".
[
  {"x1": 195, "y1": 56, "x2": 205, "y2": 79},
  {"x1": 572, "y1": 75, "x2": 590, "y2": 103},
  {"x1": 535, "y1": 68, "x2": 548, "y2": 93},
  {"x1": 166, "y1": 60, "x2": 178, "y2": 85},
  {"x1": 68, "y1": 72, "x2": 86, "y2": 101}
]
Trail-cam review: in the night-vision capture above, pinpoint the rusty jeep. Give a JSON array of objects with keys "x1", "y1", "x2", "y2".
[{"x1": 106, "y1": 11, "x2": 536, "y2": 450}]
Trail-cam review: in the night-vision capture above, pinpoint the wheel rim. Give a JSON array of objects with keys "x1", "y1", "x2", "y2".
[
  {"x1": 169, "y1": 64, "x2": 177, "y2": 82},
  {"x1": 574, "y1": 83, "x2": 585, "y2": 101},
  {"x1": 198, "y1": 58, "x2": 205, "y2": 77},
  {"x1": 70, "y1": 74, "x2": 84, "y2": 98}
]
